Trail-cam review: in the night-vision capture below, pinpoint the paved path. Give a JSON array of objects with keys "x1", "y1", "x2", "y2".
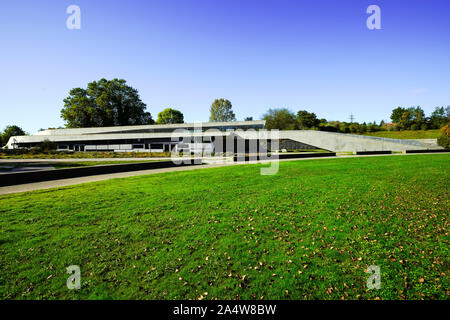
[
  {"x1": 0, "y1": 153, "x2": 447, "y2": 196},
  {"x1": 0, "y1": 157, "x2": 202, "y2": 163},
  {"x1": 0, "y1": 162, "x2": 232, "y2": 195}
]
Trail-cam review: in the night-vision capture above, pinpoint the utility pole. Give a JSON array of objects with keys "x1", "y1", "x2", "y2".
[{"x1": 349, "y1": 113, "x2": 355, "y2": 123}]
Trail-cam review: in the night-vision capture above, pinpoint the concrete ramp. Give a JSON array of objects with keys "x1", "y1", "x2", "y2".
[{"x1": 277, "y1": 130, "x2": 443, "y2": 152}]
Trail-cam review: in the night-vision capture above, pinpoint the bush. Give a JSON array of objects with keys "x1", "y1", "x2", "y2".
[
  {"x1": 437, "y1": 124, "x2": 450, "y2": 148},
  {"x1": 36, "y1": 140, "x2": 57, "y2": 153}
]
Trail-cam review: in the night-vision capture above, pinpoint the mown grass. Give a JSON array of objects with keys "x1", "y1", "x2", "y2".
[
  {"x1": 360, "y1": 129, "x2": 440, "y2": 139},
  {"x1": 0, "y1": 155, "x2": 448, "y2": 300}
]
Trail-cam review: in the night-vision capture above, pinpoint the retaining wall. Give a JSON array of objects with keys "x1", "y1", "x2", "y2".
[{"x1": 0, "y1": 161, "x2": 200, "y2": 187}]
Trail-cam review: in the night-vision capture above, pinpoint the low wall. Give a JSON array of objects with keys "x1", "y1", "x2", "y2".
[
  {"x1": 0, "y1": 161, "x2": 201, "y2": 187},
  {"x1": 233, "y1": 152, "x2": 336, "y2": 162},
  {"x1": 404, "y1": 149, "x2": 450, "y2": 154},
  {"x1": 355, "y1": 151, "x2": 392, "y2": 155}
]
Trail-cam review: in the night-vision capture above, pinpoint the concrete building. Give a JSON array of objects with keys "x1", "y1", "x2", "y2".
[
  {"x1": 4, "y1": 120, "x2": 442, "y2": 153},
  {"x1": 4, "y1": 121, "x2": 267, "y2": 154}
]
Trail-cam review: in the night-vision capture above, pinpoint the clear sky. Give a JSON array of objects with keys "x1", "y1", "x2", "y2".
[{"x1": 1, "y1": 0, "x2": 449, "y2": 133}]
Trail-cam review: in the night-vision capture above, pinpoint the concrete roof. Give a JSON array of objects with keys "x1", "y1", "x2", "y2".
[
  {"x1": 35, "y1": 120, "x2": 266, "y2": 136},
  {"x1": 8, "y1": 131, "x2": 234, "y2": 145},
  {"x1": 4, "y1": 121, "x2": 266, "y2": 148}
]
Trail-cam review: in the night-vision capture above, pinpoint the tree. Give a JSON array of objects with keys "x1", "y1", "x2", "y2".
[
  {"x1": 366, "y1": 124, "x2": 375, "y2": 132},
  {"x1": 437, "y1": 123, "x2": 450, "y2": 148},
  {"x1": 339, "y1": 122, "x2": 350, "y2": 133},
  {"x1": 60, "y1": 78, "x2": 153, "y2": 128},
  {"x1": 429, "y1": 107, "x2": 449, "y2": 129},
  {"x1": 358, "y1": 122, "x2": 367, "y2": 133},
  {"x1": 296, "y1": 110, "x2": 319, "y2": 129},
  {"x1": 209, "y1": 99, "x2": 236, "y2": 122},
  {"x1": 156, "y1": 108, "x2": 184, "y2": 124},
  {"x1": 37, "y1": 139, "x2": 57, "y2": 153},
  {"x1": 262, "y1": 108, "x2": 297, "y2": 130},
  {"x1": 391, "y1": 107, "x2": 414, "y2": 129},
  {"x1": 244, "y1": 117, "x2": 253, "y2": 121},
  {"x1": 349, "y1": 123, "x2": 359, "y2": 133},
  {"x1": 411, "y1": 106, "x2": 426, "y2": 129},
  {"x1": 390, "y1": 107, "x2": 406, "y2": 124},
  {"x1": 1, "y1": 125, "x2": 26, "y2": 146}
]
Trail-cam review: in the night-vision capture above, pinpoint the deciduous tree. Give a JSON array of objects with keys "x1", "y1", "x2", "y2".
[
  {"x1": 296, "y1": 110, "x2": 320, "y2": 129},
  {"x1": 1, "y1": 125, "x2": 26, "y2": 146},
  {"x1": 437, "y1": 123, "x2": 450, "y2": 148},
  {"x1": 263, "y1": 108, "x2": 297, "y2": 130},
  {"x1": 209, "y1": 99, "x2": 236, "y2": 122},
  {"x1": 61, "y1": 78, "x2": 153, "y2": 128},
  {"x1": 156, "y1": 108, "x2": 184, "y2": 124}
]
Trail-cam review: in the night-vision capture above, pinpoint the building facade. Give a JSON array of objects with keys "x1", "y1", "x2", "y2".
[
  {"x1": 4, "y1": 121, "x2": 267, "y2": 154},
  {"x1": 3, "y1": 120, "x2": 438, "y2": 153}
]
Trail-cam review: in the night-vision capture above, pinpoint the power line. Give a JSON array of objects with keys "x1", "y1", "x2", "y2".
[{"x1": 349, "y1": 113, "x2": 355, "y2": 123}]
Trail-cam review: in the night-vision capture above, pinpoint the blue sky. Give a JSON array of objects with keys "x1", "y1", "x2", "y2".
[{"x1": 1, "y1": 0, "x2": 449, "y2": 133}]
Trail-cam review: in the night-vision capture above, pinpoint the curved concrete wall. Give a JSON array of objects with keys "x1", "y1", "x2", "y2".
[
  {"x1": 277, "y1": 131, "x2": 442, "y2": 152},
  {"x1": 5, "y1": 127, "x2": 442, "y2": 153}
]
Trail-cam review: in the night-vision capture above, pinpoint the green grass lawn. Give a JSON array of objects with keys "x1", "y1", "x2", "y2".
[
  {"x1": 360, "y1": 129, "x2": 440, "y2": 139},
  {"x1": 0, "y1": 155, "x2": 448, "y2": 300}
]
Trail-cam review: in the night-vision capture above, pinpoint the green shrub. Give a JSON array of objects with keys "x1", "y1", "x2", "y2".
[{"x1": 36, "y1": 140, "x2": 57, "y2": 153}]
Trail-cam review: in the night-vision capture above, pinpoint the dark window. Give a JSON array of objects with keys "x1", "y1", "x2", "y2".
[
  {"x1": 132, "y1": 144, "x2": 144, "y2": 149},
  {"x1": 150, "y1": 144, "x2": 163, "y2": 149}
]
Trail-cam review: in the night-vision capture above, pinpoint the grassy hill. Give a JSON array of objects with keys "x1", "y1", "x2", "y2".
[
  {"x1": 0, "y1": 154, "x2": 448, "y2": 300},
  {"x1": 360, "y1": 129, "x2": 440, "y2": 139}
]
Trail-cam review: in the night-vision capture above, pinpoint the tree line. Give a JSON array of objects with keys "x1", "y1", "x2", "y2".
[
  {"x1": 59, "y1": 78, "x2": 449, "y2": 132},
  {"x1": 262, "y1": 106, "x2": 450, "y2": 133},
  {"x1": 390, "y1": 106, "x2": 449, "y2": 131},
  {"x1": 48, "y1": 78, "x2": 450, "y2": 132},
  {"x1": 1, "y1": 78, "x2": 449, "y2": 148},
  {"x1": 59, "y1": 79, "x2": 235, "y2": 127}
]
